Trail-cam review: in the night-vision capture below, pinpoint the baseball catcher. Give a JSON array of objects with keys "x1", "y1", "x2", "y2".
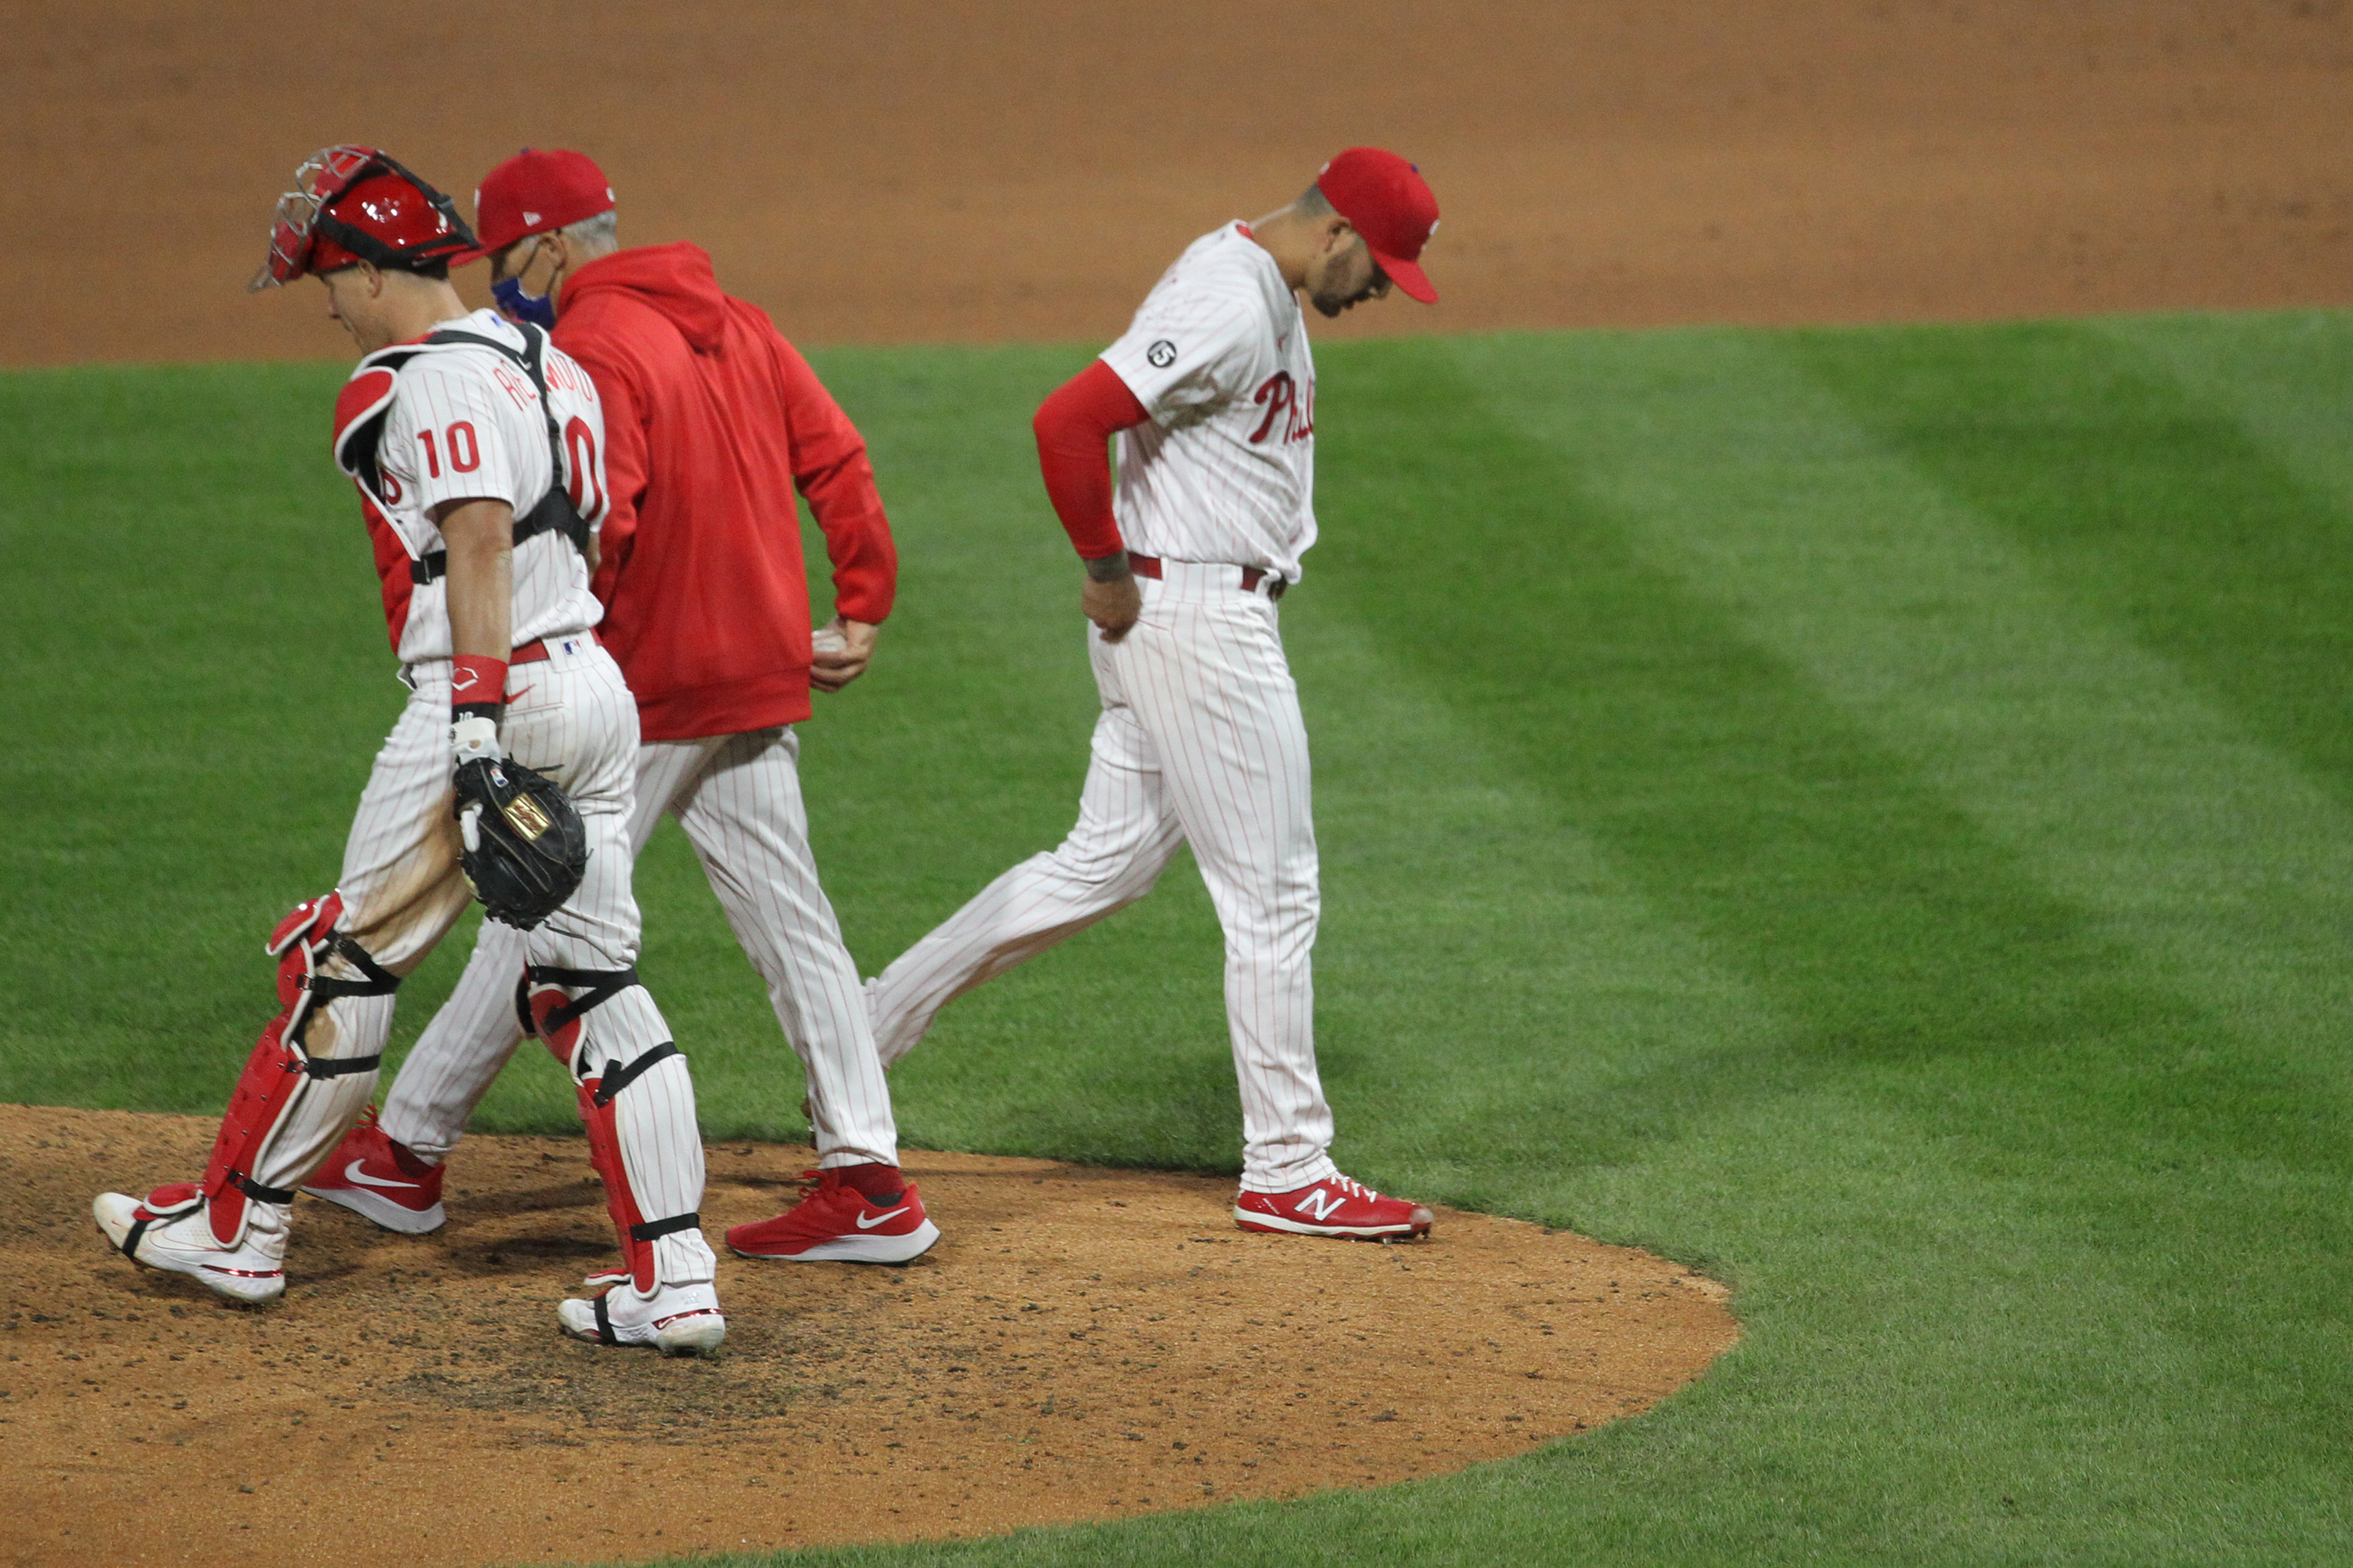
[{"x1": 92, "y1": 146, "x2": 726, "y2": 1355}]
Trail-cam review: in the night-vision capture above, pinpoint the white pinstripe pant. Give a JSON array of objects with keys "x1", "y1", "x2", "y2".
[
  {"x1": 285, "y1": 639, "x2": 715, "y2": 1286},
  {"x1": 381, "y1": 726, "x2": 901, "y2": 1170},
  {"x1": 869, "y1": 562, "x2": 1340, "y2": 1191}
]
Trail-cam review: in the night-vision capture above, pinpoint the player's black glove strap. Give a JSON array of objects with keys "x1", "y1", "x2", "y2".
[
  {"x1": 453, "y1": 758, "x2": 589, "y2": 930},
  {"x1": 297, "y1": 1053, "x2": 383, "y2": 1079}
]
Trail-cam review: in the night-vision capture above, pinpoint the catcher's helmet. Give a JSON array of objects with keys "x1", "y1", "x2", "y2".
[{"x1": 250, "y1": 146, "x2": 476, "y2": 292}]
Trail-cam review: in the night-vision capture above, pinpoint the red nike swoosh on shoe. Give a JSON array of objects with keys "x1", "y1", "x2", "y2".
[
  {"x1": 854, "y1": 1206, "x2": 911, "y2": 1229},
  {"x1": 339, "y1": 1160, "x2": 421, "y2": 1191}
]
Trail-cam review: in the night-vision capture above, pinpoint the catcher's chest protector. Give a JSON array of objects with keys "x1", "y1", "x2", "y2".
[{"x1": 332, "y1": 323, "x2": 595, "y2": 580}]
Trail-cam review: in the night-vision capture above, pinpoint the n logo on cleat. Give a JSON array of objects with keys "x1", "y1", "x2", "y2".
[{"x1": 1295, "y1": 1188, "x2": 1346, "y2": 1221}]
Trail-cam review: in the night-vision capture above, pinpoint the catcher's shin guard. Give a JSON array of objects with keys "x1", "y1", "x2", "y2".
[
  {"x1": 522, "y1": 966, "x2": 708, "y2": 1293},
  {"x1": 192, "y1": 894, "x2": 399, "y2": 1246}
]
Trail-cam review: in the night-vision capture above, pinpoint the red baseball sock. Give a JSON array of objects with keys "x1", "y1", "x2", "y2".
[{"x1": 831, "y1": 1162, "x2": 906, "y2": 1202}]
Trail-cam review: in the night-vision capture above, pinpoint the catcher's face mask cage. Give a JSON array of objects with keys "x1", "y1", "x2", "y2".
[{"x1": 249, "y1": 145, "x2": 477, "y2": 293}]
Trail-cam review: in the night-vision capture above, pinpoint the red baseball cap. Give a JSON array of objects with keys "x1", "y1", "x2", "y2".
[
  {"x1": 1315, "y1": 147, "x2": 1440, "y2": 304},
  {"x1": 450, "y1": 147, "x2": 615, "y2": 266}
]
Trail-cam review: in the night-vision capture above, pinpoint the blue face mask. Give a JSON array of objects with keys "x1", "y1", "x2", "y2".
[{"x1": 492, "y1": 274, "x2": 557, "y2": 331}]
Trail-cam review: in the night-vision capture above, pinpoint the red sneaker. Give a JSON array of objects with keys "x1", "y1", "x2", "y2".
[
  {"x1": 300, "y1": 1108, "x2": 446, "y2": 1235},
  {"x1": 726, "y1": 1168, "x2": 940, "y2": 1264},
  {"x1": 1234, "y1": 1173, "x2": 1433, "y2": 1240}
]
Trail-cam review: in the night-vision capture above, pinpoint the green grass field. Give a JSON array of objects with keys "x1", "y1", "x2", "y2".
[{"x1": 5, "y1": 315, "x2": 2352, "y2": 1566}]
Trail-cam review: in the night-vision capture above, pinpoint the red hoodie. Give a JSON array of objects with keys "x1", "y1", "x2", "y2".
[{"x1": 555, "y1": 242, "x2": 895, "y2": 740}]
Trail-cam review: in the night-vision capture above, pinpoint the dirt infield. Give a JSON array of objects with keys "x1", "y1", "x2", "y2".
[
  {"x1": 3, "y1": 1107, "x2": 1735, "y2": 1565},
  {"x1": 4, "y1": 2, "x2": 2350, "y2": 367}
]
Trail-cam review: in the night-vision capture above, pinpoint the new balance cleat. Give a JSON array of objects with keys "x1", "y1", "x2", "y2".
[
  {"x1": 300, "y1": 1108, "x2": 446, "y2": 1234},
  {"x1": 93, "y1": 1186, "x2": 288, "y2": 1304},
  {"x1": 726, "y1": 1167, "x2": 940, "y2": 1264},
  {"x1": 1234, "y1": 1173, "x2": 1434, "y2": 1240}
]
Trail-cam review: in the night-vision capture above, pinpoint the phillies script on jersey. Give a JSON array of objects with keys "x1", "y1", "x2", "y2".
[{"x1": 1099, "y1": 224, "x2": 1320, "y2": 584}]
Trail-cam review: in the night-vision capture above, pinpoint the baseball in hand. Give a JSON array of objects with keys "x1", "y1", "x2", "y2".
[{"x1": 812, "y1": 624, "x2": 849, "y2": 657}]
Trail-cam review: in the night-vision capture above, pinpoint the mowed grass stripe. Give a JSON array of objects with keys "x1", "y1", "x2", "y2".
[
  {"x1": 1498, "y1": 322, "x2": 2353, "y2": 1533},
  {"x1": 1534, "y1": 324, "x2": 2353, "y2": 1082},
  {"x1": 1791, "y1": 319, "x2": 2353, "y2": 817},
  {"x1": 2097, "y1": 313, "x2": 2353, "y2": 530},
  {"x1": 1294, "y1": 335, "x2": 2353, "y2": 1563},
  {"x1": 1282, "y1": 601, "x2": 1783, "y2": 1215},
  {"x1": 0, "y1": 362, "x2": 384, "y2": 1105}
]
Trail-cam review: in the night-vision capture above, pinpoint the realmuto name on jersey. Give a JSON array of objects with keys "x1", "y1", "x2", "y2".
[{"x1": 1249, "y1": 370, "x2": 1315, "y2": 445}]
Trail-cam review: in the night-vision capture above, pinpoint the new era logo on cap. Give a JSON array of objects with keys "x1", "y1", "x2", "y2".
[{"x1": 1315, "y1": 147, "x2": 1441, "y2": 303}]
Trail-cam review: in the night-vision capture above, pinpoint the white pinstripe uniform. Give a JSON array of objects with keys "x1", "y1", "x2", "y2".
[
  {"x1": 303, "y1": 312, "x2": 714, "y2": 1290},
  {"x1": 379, "y1": 723, "x2": 897, "y2": 1172},
  {"x1": 869, "y1": 224, "x2": 1341, "y2": 1193}
]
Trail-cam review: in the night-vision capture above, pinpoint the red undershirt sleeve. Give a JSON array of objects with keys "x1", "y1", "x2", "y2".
[{"x1": 1033, "y1": 358, "x2": 1152, "y2": 558}]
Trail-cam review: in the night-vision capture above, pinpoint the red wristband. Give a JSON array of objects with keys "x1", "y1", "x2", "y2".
[{"x1": 450, "y1": 655, "x2": 509, "y2": 713}]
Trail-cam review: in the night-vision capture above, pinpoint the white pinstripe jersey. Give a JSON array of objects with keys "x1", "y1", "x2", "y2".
[
  {"x1": 344, "y1": 310, "x2": 608, "y2": 664},
  {"x1": 1100, "y1": 224, "x2": 1317, "y2": 582}
]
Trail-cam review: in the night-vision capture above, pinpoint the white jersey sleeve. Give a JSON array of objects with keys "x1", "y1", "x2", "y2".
[
  {"x1": 540, "y1": 340, "x2": 610, "y2": 533},
  {"x1": 1101, "y1": 289, "x2": 1270, "y2": 425}
]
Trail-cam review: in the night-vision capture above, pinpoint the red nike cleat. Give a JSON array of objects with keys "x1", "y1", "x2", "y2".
[
  {"x1": 1234, "y1": 1173, "x2": 1434, "y2": 1240},
  {"x1": 300, "y1": 1108, "x2": 446, "y2": 1235},
  {"x1": 726, "y1": 1168, "x2": 940, "y2": 1264}
]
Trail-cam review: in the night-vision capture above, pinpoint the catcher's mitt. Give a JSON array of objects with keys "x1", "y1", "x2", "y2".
[{"x1": 453, "y1": 758, "x2": 588, "y2": 930}]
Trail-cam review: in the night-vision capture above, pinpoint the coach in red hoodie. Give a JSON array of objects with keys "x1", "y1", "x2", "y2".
[{"x1": 310, "y1": 150, "x2": 942, "y2": 1271}]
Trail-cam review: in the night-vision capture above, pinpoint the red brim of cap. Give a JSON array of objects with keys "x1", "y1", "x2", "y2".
[
  {"x1": 445, "y1": 243, "x2": 497, "y2": 268},
  {"x1": 1373, "y1": 249, "x2": 1437, "y2": 304}
]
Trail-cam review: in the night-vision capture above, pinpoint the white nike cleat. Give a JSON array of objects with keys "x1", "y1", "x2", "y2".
[
  {"x1": 301, "y1": 1109, "x2": 446, "y2": 1234},
  {"x1": 558, "y1": 1279, "x2": 726, "y2": 1355},
  {"x1": 93, "y1": 1187, "x2": 289, "y2": 1305}
]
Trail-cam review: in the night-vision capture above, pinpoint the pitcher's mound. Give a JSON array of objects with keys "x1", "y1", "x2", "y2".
[{"x1": 4, "y1": 1105, "x2": 1736, "y2": 1565}]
